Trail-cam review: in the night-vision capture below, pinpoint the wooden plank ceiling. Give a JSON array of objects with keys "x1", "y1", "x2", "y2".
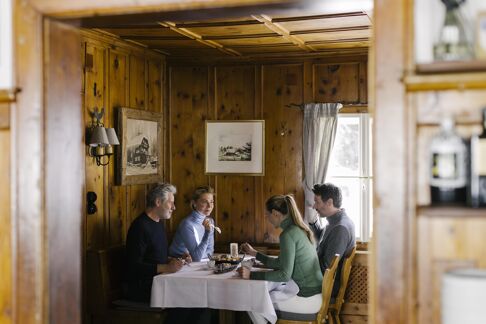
[{"x1": 95, "y1": 11, "x2": 371, "y2": 59}]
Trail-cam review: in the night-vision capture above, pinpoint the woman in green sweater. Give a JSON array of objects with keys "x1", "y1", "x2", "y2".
[{"x1": 239, "y1": 195, "x2": 323, "y2": 324}]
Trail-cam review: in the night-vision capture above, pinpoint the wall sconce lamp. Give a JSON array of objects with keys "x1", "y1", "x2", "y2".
[{"x1": 87, "y1": 107, "x2": 120, "y2": 166}]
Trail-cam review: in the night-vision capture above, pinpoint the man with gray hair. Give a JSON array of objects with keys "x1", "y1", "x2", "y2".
[{"x1": 124, "y1": 183, "x2": 191, "y2": 302}]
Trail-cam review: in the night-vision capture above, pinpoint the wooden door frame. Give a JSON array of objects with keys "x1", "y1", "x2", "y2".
[{"x1": 16, "y1": 1, "x2": 411, "y2": 324}]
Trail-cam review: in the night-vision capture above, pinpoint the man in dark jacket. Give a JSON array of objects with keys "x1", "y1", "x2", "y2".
[
  {"x1": 308, "y1": 183, "x2": 356, "y2": 297},
  {"x1": 124, "y1": 183, "x2": 189, "y2": 302}
]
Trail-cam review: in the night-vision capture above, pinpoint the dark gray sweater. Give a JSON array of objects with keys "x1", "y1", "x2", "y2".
[{"x1": 309, "y1": 209, "x2": 356, "y2": 297}]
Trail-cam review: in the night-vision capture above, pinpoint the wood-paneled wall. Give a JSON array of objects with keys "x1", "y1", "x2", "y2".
[
  {"x1": 168, "y1": 57, "x2": 367, "y2": 245},
  {"x1": 82, "y1": 29, "x2": 367, "y2": 250},
  {"x1": 82, "y1": 30, "x2": 165, "y2": 251}
]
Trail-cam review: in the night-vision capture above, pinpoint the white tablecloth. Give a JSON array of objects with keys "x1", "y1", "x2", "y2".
[{"x1": 150, "y1": 261, "x2": 277, "y2": 323}]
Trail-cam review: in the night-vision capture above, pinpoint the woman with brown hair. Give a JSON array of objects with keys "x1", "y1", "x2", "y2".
[{"x1": 239, "y1": 195, "x2": 323, "y2": 324}]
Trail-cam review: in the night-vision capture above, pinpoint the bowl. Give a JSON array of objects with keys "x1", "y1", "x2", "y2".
[{"x1": 210, "y1": 254, "x2": 245, "y2": 265}]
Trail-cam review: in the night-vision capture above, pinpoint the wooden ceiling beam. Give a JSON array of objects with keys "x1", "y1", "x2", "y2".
[
  {"x1": 92, "y1": 24, "x2": 162, "y2": 29},
  {"x1": 290, "y1": 25, "x2": 371, "y2": 35},
  {"x1": 251, "y1": 14, "x2": 313, "y2": 52},
  {"x1": 158, "y1": 21, "x2": 241, "y2": 56},
  {"x1": 271, "y1": 11, "x2": 367, "y2": 22},
  {"x1": 120, "y1": 35, "x2": 189, "y2": 40},
  {"x1": 306, "y1": 37, "x2": 369, "y2": 45},
  {"x1": 202, "y1": 33, "x2": 278, "y2": 40},
  {"x1": 173, "y1": 20, "x2": 262, "y2": 28}
]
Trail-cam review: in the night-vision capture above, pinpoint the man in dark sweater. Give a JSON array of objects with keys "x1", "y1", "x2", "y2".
[
  {"x1": 124, "y1": 183, "x2": 189, "y2": 302},
  {"x1": 309, "y1": 183, "x2": 356, "y2": 297}
]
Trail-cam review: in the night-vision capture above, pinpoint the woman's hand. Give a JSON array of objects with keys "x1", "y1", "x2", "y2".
[
  {"x1": 202, "y1": 218, "x2": 212, "y2": 232},
  {"x1": 240, "y1": 242, "x2": 257, "y2": 257},
  {"x1": 237, "y1": 266, "x2": 250, "y2": 279}
]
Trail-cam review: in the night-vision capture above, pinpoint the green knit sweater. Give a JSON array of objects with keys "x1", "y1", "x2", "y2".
[{"x1": 250, "y1": 217, "x2": 323, "y2": 297}]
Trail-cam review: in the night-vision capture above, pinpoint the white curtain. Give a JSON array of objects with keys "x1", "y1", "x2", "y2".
[{"x1": 302, "y1": 103, "x2": 342, "y2": 222}]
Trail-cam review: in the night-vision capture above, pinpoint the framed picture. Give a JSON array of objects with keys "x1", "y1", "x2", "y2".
[
  {"x1": 117, "y1": 107, "x2": 163, "y2": 185},
  {"x1": 205, "y1": 120, "x2": 265, "y2": 176}
]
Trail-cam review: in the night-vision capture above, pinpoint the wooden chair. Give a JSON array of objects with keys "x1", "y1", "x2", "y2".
[
  {"x1": 86, "y1": 245, "x2": 166, "y2": 324},
  {"x1": 276, "y1": 254, "x2": 340, "y2": 324},
  {"x1": 327, "y1": 246, "x2": 357, "y2": 324}
]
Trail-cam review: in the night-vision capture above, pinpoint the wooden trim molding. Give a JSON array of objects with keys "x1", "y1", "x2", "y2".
[
  {"x1": 0, "y1": 89, "x2": 19, "y2": 103},
  {"x1": 0, "y1": 104, "x2": 9, "y2": 129}
]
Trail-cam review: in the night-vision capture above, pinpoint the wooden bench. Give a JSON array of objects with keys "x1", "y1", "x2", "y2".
[{"x1": 86, "y1": 245, "x2": 166, "y2": 324}]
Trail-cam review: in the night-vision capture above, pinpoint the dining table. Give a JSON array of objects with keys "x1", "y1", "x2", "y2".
[{"x1": 150, "y1": 259, "x2": 277, "y2": 323}]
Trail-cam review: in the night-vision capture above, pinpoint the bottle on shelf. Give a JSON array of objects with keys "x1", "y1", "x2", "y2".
[
  {"x1": 469, "y1": 108, "x2": 486, "y2": 207},
  {"x1": 429, "y1": 116, "x2": 467, "y2": 204},
  {"x1": 433, "y1": 0, "x2": 474, "y2": 61}
]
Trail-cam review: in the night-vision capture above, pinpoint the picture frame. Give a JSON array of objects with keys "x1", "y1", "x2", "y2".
[
  {"x1": 205, "y1": 120, "x2": 265, "y2": 176},
  {"x1": 117, "y1": 107, "x2": 164, "y2": 185}
]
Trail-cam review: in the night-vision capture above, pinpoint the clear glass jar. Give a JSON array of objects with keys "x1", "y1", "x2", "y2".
[{"x1": 433, "y1": 2, "x2": 474, "y2": 61}]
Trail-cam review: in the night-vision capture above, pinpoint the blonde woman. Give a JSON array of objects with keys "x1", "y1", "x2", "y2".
[
  {"x1": 169, "y1": 186, "x2": 215, "y2": 262},
  {"x1": 239, "y1": 195, "x2": 323, "y2": 324}
]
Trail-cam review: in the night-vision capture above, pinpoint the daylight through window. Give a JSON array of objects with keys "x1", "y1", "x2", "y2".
[{"x1": 326, "y1": 113, "x2": 373, "y2": 241}]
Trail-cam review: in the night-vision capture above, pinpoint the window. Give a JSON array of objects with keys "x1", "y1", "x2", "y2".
[{"x1": 326, "y1": 113, "x2": 373, "y2": 241}]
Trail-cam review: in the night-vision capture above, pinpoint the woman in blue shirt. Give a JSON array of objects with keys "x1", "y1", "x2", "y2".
[{"x1": 169, "y1": 186, "x2": 215, "y2": 261}]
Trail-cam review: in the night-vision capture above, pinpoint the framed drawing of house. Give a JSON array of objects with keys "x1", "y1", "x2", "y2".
[
  {"x1": 117, "y1": 107, "x2": 163, "y2": 185},
  {"x1": 205, "y1": 120, "x2": 265, "y2": 176}
]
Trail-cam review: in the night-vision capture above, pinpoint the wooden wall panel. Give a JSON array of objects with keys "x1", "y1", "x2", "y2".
[
  {"x1": 261, "y1": 64, "x2": 304, "y2": 243},
  {"x1": 314, "y1": 63, "x2": 361, "y2": 104},
  {"x1": 107, "y1": 50, "x2": 128, "y2": 246},
  {"x1": 127, "y1": 55, "x2": 148, "y2": 229},
  {"x1": 147, "y1": 60, "x2": 162, "y2": 113},
  {"x1": 84, "y1": 43, "x2": 107, "y2": 250},
  {"x1": 215, "y1": 66, "x2": 256, "y2": 243},
  {"x1": 417, "y1": 216, "x2": 486, "y2": 324},
  {"x1": 169, "y1": 66, "x2": 210, "y2": 235},
  {"x1": 129, "y1": 55, "x2": 147, "y2": 109},
  {"x1": 82, "y1": 31, "x2": 165, "y2": 253},
  {"x1": 0, "y1": 104, "x2": 12, "y2": 324}
]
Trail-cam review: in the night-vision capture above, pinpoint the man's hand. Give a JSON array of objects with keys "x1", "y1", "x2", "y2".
[
  {"x1": 240, "y1": 242, "x2": 257, "y2": 257},
  {"x1": 182, "y1": 251, "x2": 192, "y2": 264},
  {"x1": 157, "y1": 259, "x2": 183, "y2": 274},
  {"x1": 167, "y1": 258, "x2": 184, "y2": 272},
  {"x1": 237, "y1": 266, "x2": 250, "y2": 279}
]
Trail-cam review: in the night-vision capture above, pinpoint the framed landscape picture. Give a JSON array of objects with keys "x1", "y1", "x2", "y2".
[
  {"x1": 205, "y1": 120, "x2": 265, "y2": 176},
  {"x1": 117, "y1": 107, "x2": 163, "y2": 185}
]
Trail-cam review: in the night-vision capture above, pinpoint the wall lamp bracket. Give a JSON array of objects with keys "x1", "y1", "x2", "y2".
[{"x1": 86, "y1": 107, "x2": 120, "y2": 166}]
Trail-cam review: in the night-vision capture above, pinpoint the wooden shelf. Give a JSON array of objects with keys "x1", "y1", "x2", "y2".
[
  {"x1": 0, "y1": 88, "x2": 19, "y2": 103},
  {"x1": 417, "y1": 206, "x2": 486, "y2": 218},
  {"x1": 404, "y1": 72, "x2": 486, "y2": 92},
  {"x1": 416, "y1": 60, "x2": 486, "y2": 74}
]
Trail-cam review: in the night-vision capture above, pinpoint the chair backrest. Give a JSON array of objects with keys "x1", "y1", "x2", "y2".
[
  {"x1": 316, "y1": 254, "x2": 340, "y2": 324},
  {"x1": 330, "y1": 246, "x2": 356, "y2": 314},
  {"x1": 86, "y1": 245, "x2": 126, "y2": 314}
]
